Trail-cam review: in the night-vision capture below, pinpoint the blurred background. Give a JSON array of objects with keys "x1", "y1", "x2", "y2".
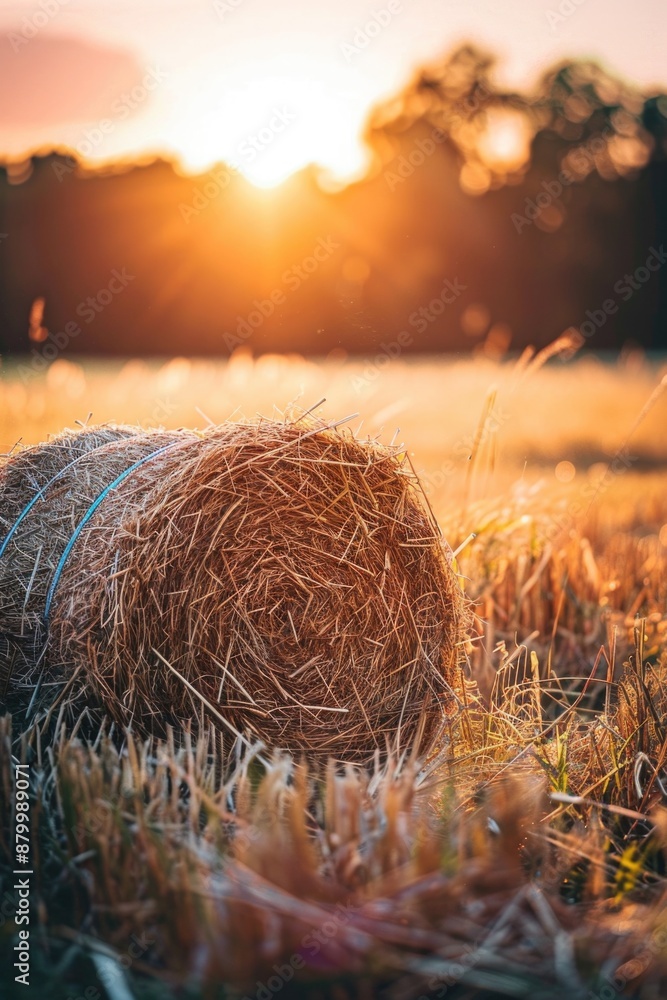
[{"x1": 0, "y1": 0, "x2": 666, "y2": 361}]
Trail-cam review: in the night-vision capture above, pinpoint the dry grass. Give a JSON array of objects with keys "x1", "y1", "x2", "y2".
[
  {"x1": 2, "y1": 642, "x2": 667, "y2": 999},
  {"x1": 0, "y1": 351, "x2": 666, "y2": 997},
  {"x1": 2, "y1": 352, "x2": 666, "y2": 475}
]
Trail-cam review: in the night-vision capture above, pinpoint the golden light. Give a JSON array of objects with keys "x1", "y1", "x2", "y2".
[
  {"x1": 477, "y1": 109, "x2": 531, "y2": 171},
  {"x1": 555, "y1": 460, "x2": 576, "y2": 483},
  {"x1": 173, "y1": 73, "x2": 371, "y2": 189}
]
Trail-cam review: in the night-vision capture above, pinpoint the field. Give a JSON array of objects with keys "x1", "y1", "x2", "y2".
[{"x1": 1, "y1": 349, "x2": 667, "y2": 999}]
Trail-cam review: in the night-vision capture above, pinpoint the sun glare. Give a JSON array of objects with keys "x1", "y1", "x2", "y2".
[
  {"x1": 174, "y1": 74, "x2": 370, "y2": 189},
  {"x1": 477, "y1": 109, "x2": 531, "y2": 171}
]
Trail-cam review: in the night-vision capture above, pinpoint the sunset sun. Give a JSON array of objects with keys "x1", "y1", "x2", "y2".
[{"x1": 173, "y1": 73, "x2": 371, "y2": 188}]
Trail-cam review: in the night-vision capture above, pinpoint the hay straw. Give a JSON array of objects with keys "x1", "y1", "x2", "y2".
[
  {"x1": 49, "y1": 416, "x2": 467, "y2": 760},
  {"x1": 0, "y1": 424, "x2": 139, "y2": 543},
  {"x1": 0, "y1": 425, "x2": 198, "y2": 691},
  {"x1": 0, "y1": 425, "x2": 141, "y2": 693}
]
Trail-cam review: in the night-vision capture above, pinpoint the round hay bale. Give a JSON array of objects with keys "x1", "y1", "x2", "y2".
[
  {"x1": 0, "y1": 425, "x2": 197, "y2": 690},
  {"x1": 49, "y1": 418, "x2": 466, "y2": 761}
]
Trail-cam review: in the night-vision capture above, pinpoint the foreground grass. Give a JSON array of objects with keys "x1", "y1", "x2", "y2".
[
  {"x1": 1, "y1": 353, "x2": 667, "y2": 997},
  {"x1": 1, "y1": 629, "x2": 667, "y2": 999},
  {"x1": 2, "y1": 479, "x2": 667, "y2": 998}
]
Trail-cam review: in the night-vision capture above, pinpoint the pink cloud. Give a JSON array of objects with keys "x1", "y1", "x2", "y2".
[{"x1": 0, "y1": 34, "x2": 145, "y2": 128}]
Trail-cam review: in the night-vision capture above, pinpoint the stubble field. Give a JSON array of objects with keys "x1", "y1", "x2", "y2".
[{"x1": 1, "y1": 348, "x2": 667, "y2": 999}]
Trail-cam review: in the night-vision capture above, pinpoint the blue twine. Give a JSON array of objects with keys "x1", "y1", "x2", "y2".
[
  {"x1": 43, "y1": 441, "x2": 180, "y2": 624},
  {"x1": 0, "y1": 451, "x2": 93, "y2": 560}
]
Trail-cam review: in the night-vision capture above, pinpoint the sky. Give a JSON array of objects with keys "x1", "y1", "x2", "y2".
[{"x1": 1, "y1": 0, "x2": 666, "y2": 186}]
